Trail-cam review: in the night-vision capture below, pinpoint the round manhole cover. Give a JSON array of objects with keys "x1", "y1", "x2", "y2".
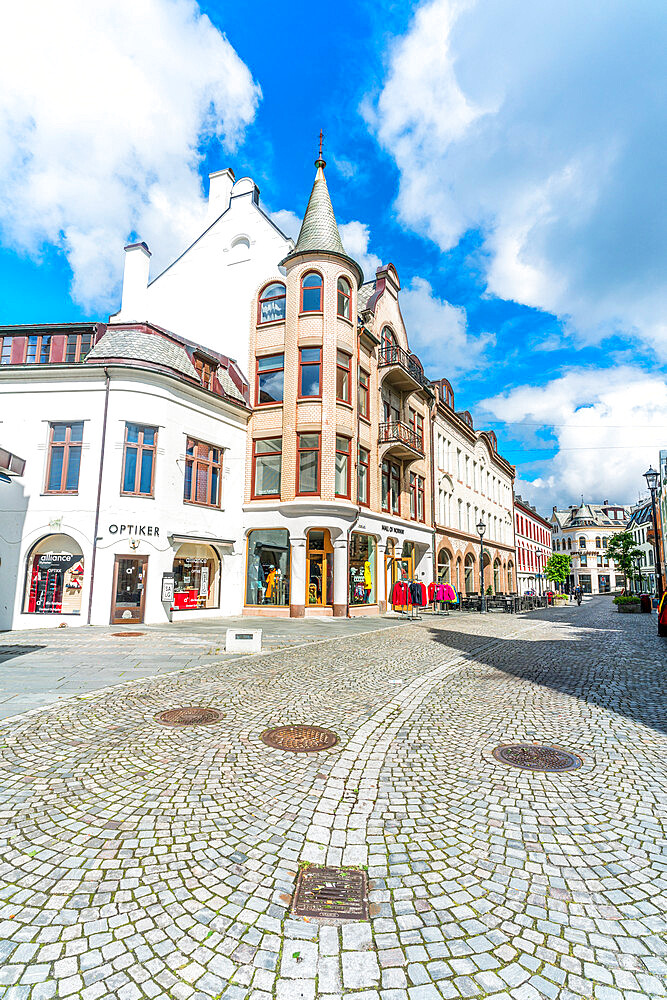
[
  {"x1": 112, "y1": 632, "x2": 145, "y2": 637},
  {"x1": 492, "y1": 743, "x2": 583, "y2": 772},
  {"x1": 155, "y1": 707, "x2": 223, "y2": 727},
  {"x1": 261, "y1": 725, "x2": 339, "y2": 753}
]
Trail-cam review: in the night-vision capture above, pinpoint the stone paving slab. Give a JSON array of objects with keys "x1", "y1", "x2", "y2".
[{"x1": 0, "y1": 598, "x2": 666, "y2": 999}]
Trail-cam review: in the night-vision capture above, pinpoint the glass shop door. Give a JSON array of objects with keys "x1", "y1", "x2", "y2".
[{"x1": 111, "y1": 556, "x2": 148, "y2": 624}]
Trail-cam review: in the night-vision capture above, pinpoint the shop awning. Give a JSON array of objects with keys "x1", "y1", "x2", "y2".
[{"x1": 168, "y1": 534, "x2": 235, "y2": 551}]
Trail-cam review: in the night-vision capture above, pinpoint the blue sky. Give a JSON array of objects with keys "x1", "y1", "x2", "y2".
[{"x1": 1, "y1": 0, "x2": 665, "y2": 511}]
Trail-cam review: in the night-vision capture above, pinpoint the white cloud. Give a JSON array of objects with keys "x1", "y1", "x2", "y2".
[
  {"x1": 338, "y1": 221, "x2": 381, "y2": 282},
  {"x1": 400, "y1": 276, "x2": 493, "y2": 375},
  {"x1": 370, "y1": 0, "x2": 667, "y2": 353},
  {"x1": 0, "y1": 0, "x2": 261, "y2": 309},
  {"x1": 269, "y1": 209, "x2": 301, "y2": 242},
  {"x1": 478, "y1": 368, "x2": 667, "y2": 509}
]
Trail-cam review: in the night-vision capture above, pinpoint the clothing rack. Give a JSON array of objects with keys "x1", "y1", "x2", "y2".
[{"x1": 390, "y1": 577, "x2": 423, "y2": 620}]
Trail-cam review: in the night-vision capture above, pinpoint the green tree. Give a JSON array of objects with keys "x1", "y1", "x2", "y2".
[
  {"x1": 544, "y1": 553, "x2": 572, "y2": 591},
  {"x1": 606, "y1": 531, "x2": 643, "y2": 593}
]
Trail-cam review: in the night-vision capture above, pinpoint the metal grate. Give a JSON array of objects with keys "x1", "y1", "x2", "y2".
[
  {"x1": 260, "y1": 725, "x2": 338, "y2": 753},
  {"x1": 492, "y1": 743, "x2": 583, "y2": 772},
  {"x1": 292, "y1": 865, "x2": 368, "y2": 921},
  {"x1": 155, "y1": 707, "x2": 223, "y2": 727}
]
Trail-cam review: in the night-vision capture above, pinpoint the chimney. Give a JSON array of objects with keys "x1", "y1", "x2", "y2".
[
  {"x1": 208, "y1": 168, "x2": 235, "y2": 221},
  {"x1": 120, "y1": 242, "x2": 151, "y2": 319}
]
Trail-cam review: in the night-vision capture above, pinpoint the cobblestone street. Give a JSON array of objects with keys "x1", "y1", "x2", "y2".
[{"x1": 1, "y1": 597, "x2": 666, "y2": 1000}]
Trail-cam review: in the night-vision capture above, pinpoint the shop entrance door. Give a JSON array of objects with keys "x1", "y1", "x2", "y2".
[
  {"x1": 306, "y1": 530, "x2": 333, "y2": 607},
  {"x1": 111, "y1": 555, "x2": 148, "y2": 624},
  {"x1": 385, "y1": 555, "x2": 413, "y2": 609}
]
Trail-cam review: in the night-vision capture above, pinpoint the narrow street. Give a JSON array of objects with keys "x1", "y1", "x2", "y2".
[{"x1": 1, "y1": 598, "x2": 665, "y2": 1000}]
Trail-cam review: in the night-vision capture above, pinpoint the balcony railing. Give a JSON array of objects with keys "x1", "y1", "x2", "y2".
[
  {"x1": 378, "y1": 344, "x2": 430, "y2": 388},
  {"x1": 379, "y1": 420, "x2": 424, "y2": 455}
]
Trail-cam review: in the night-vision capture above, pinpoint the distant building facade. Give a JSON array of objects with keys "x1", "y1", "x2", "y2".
[
  {"x1": 550, "y1": 501, "x2": 632, "y2": 594},
  {"x1": 432, "y1": 381, "x2": 516, "y2": 596},
  {"x1": 514, "y1": 495, "x2": 552, "y2": 595},
  {"x1": 627, "y1": 500, "x2": 658, "y2": 593}
]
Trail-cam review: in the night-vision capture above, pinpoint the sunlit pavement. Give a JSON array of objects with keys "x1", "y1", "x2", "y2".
[{"x1": 1, "y1": 597, "x2": 666, "y2": 1000}]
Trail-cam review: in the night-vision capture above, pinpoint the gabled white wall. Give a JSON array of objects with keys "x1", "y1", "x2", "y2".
[{"x1": 112, "y1": 177, "x2": 292, "y2": 373}]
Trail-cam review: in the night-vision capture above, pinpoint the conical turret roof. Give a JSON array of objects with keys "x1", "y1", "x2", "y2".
[{"x1": 282, "y1": 156, "x2": 362, "y2": 284}]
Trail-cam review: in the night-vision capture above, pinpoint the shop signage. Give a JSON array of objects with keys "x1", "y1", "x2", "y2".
[
  {"x1": 109, "y1": 524, "x2": 160, "y2": 537},
  {"x1": 161, "y1": 573, "x2": 175, "y2": 603},
  {"x1": 382, "y1": 524, "x2": 405, "y2": 535}
]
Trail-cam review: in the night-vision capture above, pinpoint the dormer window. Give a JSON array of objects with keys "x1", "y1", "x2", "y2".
[
  {"x1": 337, "y1": 277, "x2": 351, "y2": 319},
  {"x1": 194, "y1": 354, "x2": 217, "y2": 390},
  {"x1": 258, "y1": 282, "x2": 286, "y2": 324},
  {"x1": 301, "y1": 272, "x2": 323, "y2": 313}
]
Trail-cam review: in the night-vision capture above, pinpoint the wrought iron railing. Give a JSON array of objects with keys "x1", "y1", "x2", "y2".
[
  {"x1": 378, "y1": 344, "x2": 430, "y2": 387},
  {"x1": 379, "y1": 420, "x2": 424, "y2": 454}
]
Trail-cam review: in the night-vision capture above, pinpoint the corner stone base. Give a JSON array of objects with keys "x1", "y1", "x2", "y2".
[
  {"x1": 289, "y1": 604, "x2": 305, "y2": 618},
  {"x1": 333, "y1": 604, "x2": 346, "y2": 617}
]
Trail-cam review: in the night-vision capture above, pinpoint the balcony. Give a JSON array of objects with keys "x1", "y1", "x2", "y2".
[
  {"x1": 378, "y1": 344, "x2": 430, "y2": 392},
  {"x1": 379, "y1": 421, "x2": 424, "y2": 460}
]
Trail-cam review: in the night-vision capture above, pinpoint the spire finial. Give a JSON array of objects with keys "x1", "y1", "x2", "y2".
[{"x1": 315, "y1": 129, "x2": 326, "y2": 169}]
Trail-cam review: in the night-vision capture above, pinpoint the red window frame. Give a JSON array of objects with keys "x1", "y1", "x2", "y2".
[
  {"x1": 0, "y1": 337, "x2": 11, "y2": 365},
  {"x1": 296, "y1": 432, "x2": 321, "y2": 495},
  {"x1": 337, "y1": 277, "x2": 351, "y2": 319},
  {"x1": 65, "y1": 333, "x2": 93, "y2": 363},
  {"x1": 183, "y1": 438, "x2": 222, "y2": 508},
  {"x1": 257, "y1": 282, "x2": 286, "y2": 325},
  {"x1": 256, "y1": 353, "x2": 285, "y2": 406},
  {"x1": 298, "y1": 347, "x2": 322, "y2": 398},
  {"x1": 336, "y1": 350, "x2": 351, "y2": 403},
  {"x1": 358, "y1": 369, "x2": 370, "y2": 419},
  {"x1": 358, "y1": 446, "x2": 370, "y2": 506},
  {"x1": 300, "y1": 271, "x2": 323, "y2": 313},
  {"x1": 45, "y1": 422, "x2": 83, "y2": 494},
  {"x1": 251, "y1": 437, "x2": 282, "y2": 499},
  {"x1": 335, "y1": 435, "x2": 351, "y2": 498},
  {"x1": 26, "y1": 334, "x2": 52, "y2": 364},
  {"x1": 121, "y1": 424, "x2": 157, "y2": 497}
]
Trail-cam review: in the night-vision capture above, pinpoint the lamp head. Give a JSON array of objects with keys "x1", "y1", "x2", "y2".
[
  {"x1": 476, "y1": 519, "x2": 486, "y2": 538},
  {"x1": 644, "y1": 466, "x2": 659, "y2": 492}
]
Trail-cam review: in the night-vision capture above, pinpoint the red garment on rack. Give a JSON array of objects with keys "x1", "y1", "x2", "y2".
[
  {"x1": 428, "y1": 582, "x2": 436, "y2": 602},
  {"x1": 417, "y1": 582, "x2": 427, "y2": 606},
  {"x1": 391, "y1": 581, "x2": 409, "y2": 605}
]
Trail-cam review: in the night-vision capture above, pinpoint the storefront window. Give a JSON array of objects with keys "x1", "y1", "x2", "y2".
[
  {"x1": 172, "y1": 543, "x2": 220, "y2": 610},
  {"x1": 246, "y1": 529, "x2": 290, "y2": 606},
  {"x1": 24, "y1": 534, "x2": 84, "y2": 614},
  {"x1": 437, "y1": 549, "x2": 451, "y2": 583},
  {"x1": 349, "y1": 533, "x2": 376, "y2": 605}
]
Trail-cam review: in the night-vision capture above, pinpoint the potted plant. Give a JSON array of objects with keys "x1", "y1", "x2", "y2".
[{"x1": 613, "y1": 595, "x2": 642, "y2": 614}]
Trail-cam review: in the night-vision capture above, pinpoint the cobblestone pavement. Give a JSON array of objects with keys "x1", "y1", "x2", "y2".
[
  {"x1": 0, "y1": 616, "x2": 405, "y2": 720},
  {"x1": 1, "y1": 597, "x2": 666, "y2": 1000}
]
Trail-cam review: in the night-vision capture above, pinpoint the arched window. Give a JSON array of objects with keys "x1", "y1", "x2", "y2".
[
  {"x1": 464, "y1": 553, "x2": 475, "y2": 594},
  {"x1": 595, "y1": 536, "x2": 601, "y2": 549},
  {"x1": 556, "y1": 539, "x2": 560, "y2": 551},
  {"x1": 456, "y1": 556, "x2": 462, "y2": 591},
  {"x1": 602, "y1": 537, "x2": 608, "y2": 549},
  {"x1": 381, "y1": 327, "x2": 397, "y2": 363},
  {"x1": 579, "y1": 536, "x2": 586, "y2": 549},
  {"x1": 493, "y1": 558, "x2": 501, "y2": 593},
  {"x1": 301, "y1": 272, "x2": 323, "y2": 313},
  {"x1": 337, "y1": 277, "x2": 351, "y2": 319},
  {"x1": 507, "y1": 561, "x2": 514, "y2": 592},
  {"x1": 24, "y1": 534, "x2": 84, "y2": 615},
  {"x1": 258, "y1": 282, "x2": 286, "y2": 324},
  {"x1": 437, "y1": 549, "x2": 451, "y2": 584},
  {"x1": 567, "y1": 538, "x2": 572, "y2": 550}
]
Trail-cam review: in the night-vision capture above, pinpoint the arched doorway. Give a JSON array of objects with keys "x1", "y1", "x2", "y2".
[
  {"x1": 306, "y1": 529, "x2": 334, "y2": 607},
  {"x1": 464, "y1": 554, "x2": 475, "y2": 594},
  {"x1": 24, "y1": 534, "x2": 84, "y2": 615},
  {"x1": 482, "y1": 552, "x2": 491, "y2": 593},
  {"x1": 437, "y1": 549, "x2": 451, "y2": 584}
]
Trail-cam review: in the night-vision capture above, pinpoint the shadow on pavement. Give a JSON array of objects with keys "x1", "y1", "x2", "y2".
[
  {"x1": 0, "y1": 645, "x2": 46, "y2": 662},
  {"x1": 425, "y1": 607, "x2": 667, "y2": 736}
]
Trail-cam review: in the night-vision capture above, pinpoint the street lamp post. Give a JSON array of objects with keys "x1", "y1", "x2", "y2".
[
  {"x1": 477, "y1": 518, "x2": 487, "y2": 613},
  {"x1": 643, "y1": 466, "x2": 664, "y2": 599}
]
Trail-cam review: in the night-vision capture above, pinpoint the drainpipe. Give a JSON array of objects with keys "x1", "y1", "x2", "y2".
[
  {"x1": 346, "y1": 325, "x2": 363, "y2": 617},
  {"x1": 429, "y1": 393, "x2": 437, "y2": 584},
  {"x1": 87, "y1": 367, "x2": 111, "y2": 625}
]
